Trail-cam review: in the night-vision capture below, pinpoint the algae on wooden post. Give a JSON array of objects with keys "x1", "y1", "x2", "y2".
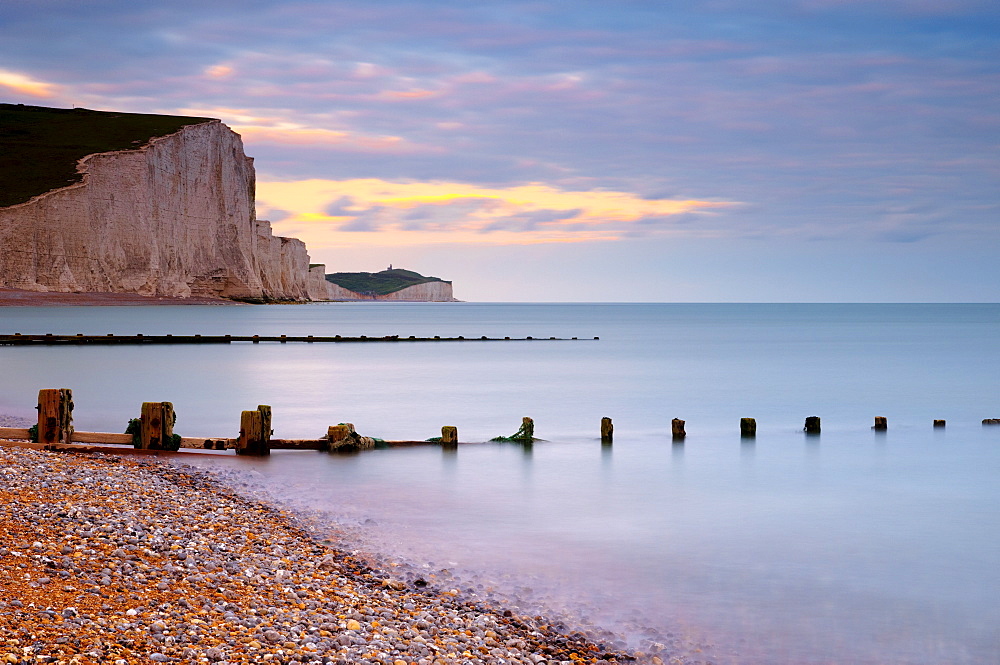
[
  {"x1": 326, "y1": 422, "x2": 376, "y2": 452},
  {"x1": 491, "y1": 417, "x2": 536, "y2": 442},
  {"x1": 740, "y1": 418, "x2": 757, "y2": 438},
  {"x1": 441, "y1": 426, "x2": 458, "y2": 446},
  {"x1": 519, "y1": 417, "x2": 534, "y2": 441}
]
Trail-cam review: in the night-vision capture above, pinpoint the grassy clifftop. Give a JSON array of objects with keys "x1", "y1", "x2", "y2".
[
  {"x1": 0, "y1": 104, "x2": 213, "y2": 208},
  {"x1": 325, "y1": 268, "x2": 450, "y2": 296}
]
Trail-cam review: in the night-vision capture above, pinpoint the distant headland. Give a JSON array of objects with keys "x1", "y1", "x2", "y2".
[
  {"x1": 323, "y1": 267, "x2": 456, "y2": 301},
  {"x1": 0, "y1": 103, "x2": 456, "y2": 304}
]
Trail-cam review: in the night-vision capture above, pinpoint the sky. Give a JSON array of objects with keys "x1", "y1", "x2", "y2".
[{"x1": 1, "y1": 0, "x2": 998, "y2": 301}]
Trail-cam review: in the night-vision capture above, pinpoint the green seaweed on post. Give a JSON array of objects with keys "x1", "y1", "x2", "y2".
[
  {"x1": 125, "y1": 418, "x2": 142, "y2": 447},
  {"x1": 490, "y1": 418, "x2": 537, "y2": 443}
]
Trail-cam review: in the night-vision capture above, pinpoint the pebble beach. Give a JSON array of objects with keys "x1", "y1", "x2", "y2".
[{"x1": 0, "y1": 443, "x2": 638, "y2": 665}]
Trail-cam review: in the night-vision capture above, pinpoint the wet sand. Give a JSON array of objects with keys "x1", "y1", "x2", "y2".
[
  {"x1": 0, "y1": 288, "x2": 236, "y2": 307},
  {"x1": 0, "y1": 446, "x2": 637, "y2": 665}
]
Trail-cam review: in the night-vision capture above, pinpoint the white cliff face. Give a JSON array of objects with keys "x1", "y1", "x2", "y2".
[
  {"x1": 255, "y1": 221, "x2": 316, "y2": 301},
  {"x1": 375, "y1": 281, "x2": 457, "y2": 301},
  {"x1": 0, "y1": 119, "x2": 457, "y2": 302},
  {"x1": 307, "y1": 266, "x2": 351, "y2": 301},
  {"x1": 310, "y1": 276, "x2": 457, "y2": 301},
  {"x1": 0, "y1": 121, "x2": 310, "y2": 301}
]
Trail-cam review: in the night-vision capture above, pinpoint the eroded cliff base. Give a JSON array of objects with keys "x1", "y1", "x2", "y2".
[{"x1": 0, "y1": 288, "x2": 237, "y2": 306}]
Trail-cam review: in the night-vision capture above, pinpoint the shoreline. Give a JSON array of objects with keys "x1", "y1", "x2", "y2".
[
  {"x1": 0, "y1": 289, "x2": 460, "y2": 307},
  {"x1": 0, "y1": 288, "x2": 239, "y2": 307},
  {"x1": 0, "y1": 447, "x2": 636, "y2": 664}
]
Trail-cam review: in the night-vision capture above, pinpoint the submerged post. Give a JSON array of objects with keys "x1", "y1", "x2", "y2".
[
  {"x1": 804, "y1": 416, "x2": 821, "y2": 434},
  {"x1": 933, "y1": 419, "x2": 946, "y2": 428},
  {"x1": 740, "y1": 417, "x2": 756, "y2": 438},
  {"x1": 873, "y1": 416, "x2": 888, "y2": 431},
  {"x1": 37, "y1": 388, "x2": 73, "y2": 444},
  {"x1": 237, "y1": 405, "x2": 271, "y2": 456},
  {"x1": 441, "y1": 426, "x2": 458, "y2": 446},
  {"x1": 139, "y1": 401, "x2": 175, "y2": 450},
  {"x1": 601, "y1": 417, "x2": 613, "y2": 443},
  {"x1": 327, "y1": 424, "x2": 351, "y2": 448},
  {"x1": 520, "y1": 417, "x2": 534, "y2": 441},
  {"x1": 671, "y1": 418, "x2": 686, "y2": 440}
]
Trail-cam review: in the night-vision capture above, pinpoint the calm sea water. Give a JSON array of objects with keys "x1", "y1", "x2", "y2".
[{"x1": 1, "y1": 303, "x2": 998, "y2": 664}]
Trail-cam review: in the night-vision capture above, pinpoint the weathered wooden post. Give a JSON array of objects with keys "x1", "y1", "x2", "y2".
[
  {"x1": 326, "y1": 423, "x2": 376, "y2": 452},
  {"x1": 237, "y1": 410, "x2": 262, "y2": 455},
  {"x1": 138, "y1": 401, "x2": 175, "y2": 450},
  {"x1": 37, "y1": 388, "x2": 73, "y2": 444},
  {"x1": 327, "y1": 424, "x2": 351, "y2": 450},
  {"x1": 441, "y1": 426, "x2": 458, "y2": 446},
  {"x1": 237, "y1": 405, "x2": 271, "y2": 456},
  {"x1": 671, "y1": 418, "x2": 686, "y2": 440},
  {"x1": 520, "y1": 417, "x2": 534, "y2": 441},
  {"x1": 258, "y1": 404, "x2": 272, "y2": 440},
  {"x1": 933, "y1": 419, "x2": 946, "y2": 428},
  {"x1": 873, "y1": 416, "x2": 888, "y2": 431},
  {"x1": 804, "y1": 416, "x2": 821, "y2": 434},
  {"x1": 740, "y1": 418, "x2": 756, "y2": 438},
  {"x1": 601, "y1": 417, "x2": 613, "y2": 443}
]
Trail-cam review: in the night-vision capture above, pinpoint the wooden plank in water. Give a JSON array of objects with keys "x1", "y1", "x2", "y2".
[
  {"x1": 71, "y1": 431, "x2": 133, "y2": 445},
  {"x1": 270, "y1": 439, "x2": 326, "y2": 450},
  {"x1": 179, "y1": 436, "x2": 232, "y2": 450}
]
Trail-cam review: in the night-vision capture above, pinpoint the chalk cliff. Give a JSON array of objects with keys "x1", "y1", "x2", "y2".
[
  {"x1": 373, "y1": 281, "x2": 457, "y2": 301},
  {"x1": 0, "y1": 111, "x2": 457, "y2": 303},
  {"x1": 0, "y1": 120, "x2": 312, "y2": 301}
]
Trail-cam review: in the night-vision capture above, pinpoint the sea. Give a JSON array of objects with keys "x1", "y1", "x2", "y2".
[{"x1": 1, "y1": 302, "x2": 998, "y2": 665}]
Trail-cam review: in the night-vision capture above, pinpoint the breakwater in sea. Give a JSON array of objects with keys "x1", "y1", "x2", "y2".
[{"x1": 1, "y1": 302, "x2": 998, "y2": 664}]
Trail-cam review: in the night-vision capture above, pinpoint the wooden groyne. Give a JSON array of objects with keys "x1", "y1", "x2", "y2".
[
  {"x1": 1, "y1": 389, "x2": 997, "y2": 459},
  {"x1": 0, "y1": 388, "x2": 469, "y2": 457},
  {"x1": 0, "y1": 333, "x2": 597, "y2": 346}
]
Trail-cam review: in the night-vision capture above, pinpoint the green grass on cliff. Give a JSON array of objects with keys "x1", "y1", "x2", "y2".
[
  {"x1": 325, "y1": 268, "x2": 450, "y2": 296},
  {"x1": 0, "y1": 103, "x2": 213, "y2": 208}
]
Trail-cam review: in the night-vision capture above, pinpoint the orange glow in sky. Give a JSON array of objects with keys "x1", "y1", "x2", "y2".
[
  {"x1": 257, "y1": 178, "x2": 733, "y2": 248},
  {"x1": 0, "y1": 69, "x2": 55, "y2": 98}
]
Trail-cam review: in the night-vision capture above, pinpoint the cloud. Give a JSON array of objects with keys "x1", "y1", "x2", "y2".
[
  {"x1": 203, "y1": 65, "x2": 233, "y2": 79},
  {"x1": 2, "y1": 0, "x2": 996, "y2": 255},
  {"x1": 0, "y1": 68, "x2": 57, "y2": 97},
  {"x1": 323, "y1": 196, "x2": 357, "y2": 216},
  {"x1": 260, "y1": 207, "x2": 289, "y2": 222},
  {"x1": 481, "y1": 208, "x2": 584, "y2": 233},
  {"x1": 176, "y1": 106, "x2": 439, "y2": 153},
  {"x1": 234, "y1": 125, "x2": 429, "y2": 153},
  {"x1": 256, "y1": 178, "x2": 735, "y2": 247}
]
